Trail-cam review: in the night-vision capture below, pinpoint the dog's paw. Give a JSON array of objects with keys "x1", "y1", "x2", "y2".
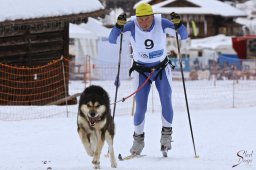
[
  {"x1": 92, "y1": 160, "x2": 100, "y2": 169},
  {"x1": 111, "y1": 161, "x2": 117, "y2": 168},
  {"x1": 92, "y1": 159, "x2": 99, "y2": 165}
]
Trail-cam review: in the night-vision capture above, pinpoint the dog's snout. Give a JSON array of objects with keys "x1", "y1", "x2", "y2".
[{"x1": 90, "y1": 111, "x2": 96, "y2": 117}]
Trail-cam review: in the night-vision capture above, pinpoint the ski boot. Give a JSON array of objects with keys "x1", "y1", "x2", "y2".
[
  {"x1": 160, "y1": 127, "x2": 172, "y2": 157},
  {"x1": 130, "y1": 132, "x2": 145, "y2": 155}
]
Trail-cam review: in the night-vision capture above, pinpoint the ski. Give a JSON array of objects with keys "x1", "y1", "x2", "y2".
[{"x1": 118, "y1": 153, "x2": 146, "y2": 161}]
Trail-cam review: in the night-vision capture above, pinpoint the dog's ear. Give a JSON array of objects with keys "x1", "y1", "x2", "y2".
[{"x1": 103, "y1": 93, "x2": 110, "y2": 106}]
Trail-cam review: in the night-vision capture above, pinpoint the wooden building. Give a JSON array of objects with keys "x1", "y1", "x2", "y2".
[
  {"x1": 0, "y1": 0, "x2": 105, "y2": 105},
  {"x1": 0, "y1": 0, "x2": 105, "y2": 66}
]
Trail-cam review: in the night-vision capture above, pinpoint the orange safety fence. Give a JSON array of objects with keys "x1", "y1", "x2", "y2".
[{"x1": 0, "y1": 57, "x2": 71, "y2": 105}]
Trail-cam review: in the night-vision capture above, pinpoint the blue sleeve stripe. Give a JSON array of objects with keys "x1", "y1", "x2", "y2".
[
  {"x1": 125, "y1": 21, "x2": 135, "y2": 40},
  {"x1": 108, "y1": 27, "x2": 121, "y2": 44},
  {"x1": 162, "y1": 18, "x2": 175, "y2": 31}
]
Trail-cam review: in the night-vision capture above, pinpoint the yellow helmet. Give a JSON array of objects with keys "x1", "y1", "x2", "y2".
[{"x1": 136, "y1": 2, "x2": 154, "y2": 17}]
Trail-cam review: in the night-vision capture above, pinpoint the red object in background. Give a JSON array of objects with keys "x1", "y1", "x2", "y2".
[{"x1": 232, "y1": 35, "x2": 256, "y2": 59}]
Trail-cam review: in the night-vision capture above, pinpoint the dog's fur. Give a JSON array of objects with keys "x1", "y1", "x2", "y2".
[{"x1": 77, "y1": 85, "x2": 117, "y2": 169}]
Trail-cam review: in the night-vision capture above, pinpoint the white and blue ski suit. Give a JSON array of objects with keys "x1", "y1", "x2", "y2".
[{"x1": 108, "y1": 14, "x2": 188, "y2": 135}]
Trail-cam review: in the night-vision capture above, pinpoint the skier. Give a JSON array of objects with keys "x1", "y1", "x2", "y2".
[{"x1": 108, "y1": 2, "x2": 188, "y2": 156}]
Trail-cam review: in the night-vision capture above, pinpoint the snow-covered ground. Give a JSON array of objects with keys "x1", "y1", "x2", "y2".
[{"x1": 0, "y1": 80, "x2": 255, "y2": 170}]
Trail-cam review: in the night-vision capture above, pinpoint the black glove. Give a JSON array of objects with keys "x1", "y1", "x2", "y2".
[
  {"x1": 170, "y1": 12, "x2": 182, "y2": 29},
  {"x1": 116, "y1": 13, "x2": 127, "y2": 29}
]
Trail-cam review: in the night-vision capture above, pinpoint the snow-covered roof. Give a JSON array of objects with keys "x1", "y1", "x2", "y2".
[
  {"x1": 135, "y1": 0, "x2": 246, "y2": 17},
  {"x1": 0, "y1": 0, "x2": 104, "y2": 22}
]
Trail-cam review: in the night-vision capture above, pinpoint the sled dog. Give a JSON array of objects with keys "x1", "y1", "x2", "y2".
[{"x1": 77, "y1": 85, "x2": 117, "y2": 169}]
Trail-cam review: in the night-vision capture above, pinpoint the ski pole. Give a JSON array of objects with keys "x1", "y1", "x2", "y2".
[
  {"x1": 175, "y1": 30, "x2": 199, "y2": 158},
  {"x1": 112, "y1": 28, "x2": 124, "y2": 120}
]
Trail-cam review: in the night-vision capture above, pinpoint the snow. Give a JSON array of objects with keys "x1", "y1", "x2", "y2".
[
  {"x1": 0, "y1": 80, "x2": 255, "y2": 170},
  {"x1": 235, "y1": 0, "x2": 256, "y2": 34},
  {"x1": 0, "y1": 0, "x2": 103, "y2": 22},
  {"x1": 103, "y1": 8, "x2": 124, "y2": 26},
  {"x1": 236, "y1": 0, "x2": 256, "y2": 18},
  {"x1": 0, "y1": 0, "x2": 255, "y2": 169}
]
